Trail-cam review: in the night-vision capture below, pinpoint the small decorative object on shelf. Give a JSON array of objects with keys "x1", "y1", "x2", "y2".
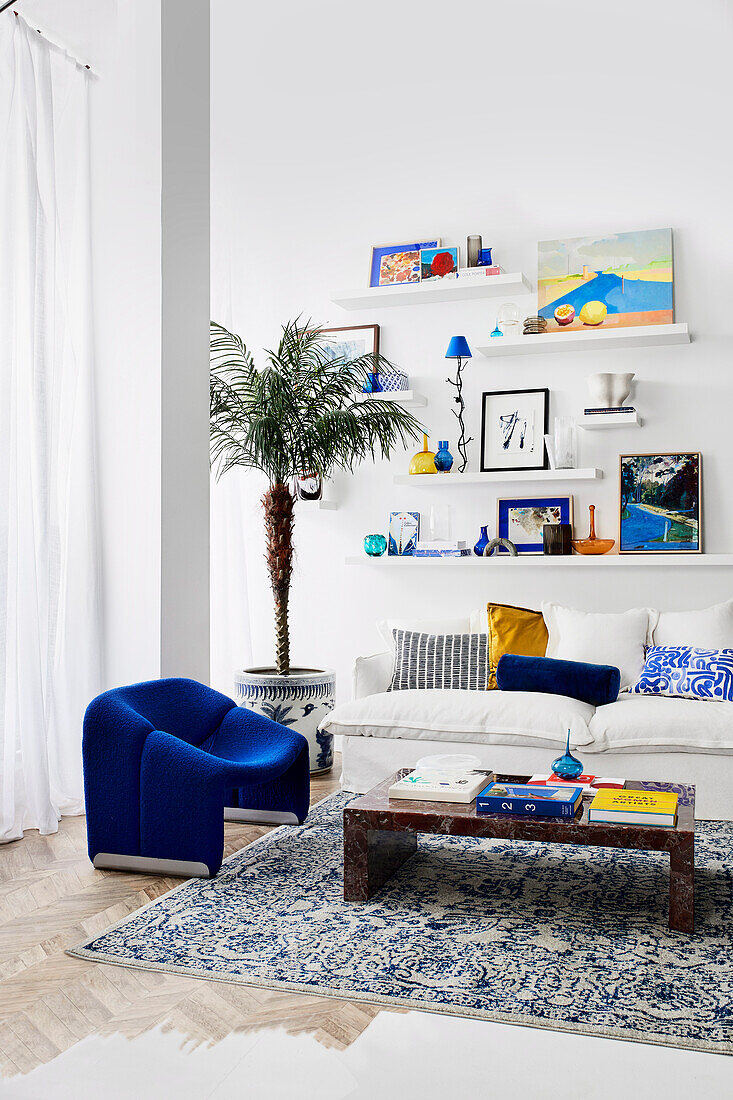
[
  {"x1": 587, "y1": 372, "x2": 635, "y2": 409},
  {"x1": 473, "y1": 525, "x2": 490, "y2": 556},
  {"x1": 363, "y1": 534, "x2": 387, "y2": 557},
  {"x1": 466, "y1": 234, "x2": 482, "y2": 268},
  {"x1": 434, "y1": 441, "x2": 454, "y2": 472},
  {"x1": 484, "y1": 537, "x2": 518, "y2": 557},
  {"x1": 388, "y1": 511, "x2": 420, "y2": 556},
  {"x1": 553, "y1": 416, "x2": 577, "y2": 469},
  {"x1": 573, "y1": 504, "x2": 615, "y2": 555},
  {"x1": 477, "y1": 247, "x2": 493, "y2": 267},
  {"x1": 490, "y1": 320, "x2": 503, "y2": 338},
  {"x1": 551, "y1": 729, "x2": 585, "y2": 780},
  {"x1": 522, "y1": 315, "x2": 547, "y2": 335},
  {"x1": 445, "y1": 336, "x2": 473, "y2": 474},
  {"x1": 543, "y1": 523, "x2": 572, "y2": 555},
  {"x1": 496, "y1": 302, "x2": 522, "y2": 335},
  {"x1": 377, "y1": 370, "x2": 409, "y2": 392},
  {"x1": 293, "y1": 471, "x2": 322, "y2": 501},
  {"x1": 362, "y1": 371, "x2": 383, "y2": 394},
  {"x1": 409, "y1": 434, "x2": 437, "y2": 474}
]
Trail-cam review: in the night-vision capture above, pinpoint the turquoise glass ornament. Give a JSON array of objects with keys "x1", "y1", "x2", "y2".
[
  {"x1": 551, "y1": 729, "x2": 584, "y2": 780},
  {"x1": 364, "y1": 534, "x2": 387, "y2": 557},
  {"x1": 434, "y1": 441, "x2": 454, "y2": 472},
  {"x1": 473, "y1": 525, "x2": 490, "y2": 556}
]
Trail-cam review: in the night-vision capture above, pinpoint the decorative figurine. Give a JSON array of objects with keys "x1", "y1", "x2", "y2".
[
  {"x1": 484, "y1": 538, "x2": 518, "y2": 557},
  {"x1": 444, "y1": 336, "x2": 473, "y2": 473},
  {"x1": 551, "y1": 729, "x2": 585, "y2": 780}
]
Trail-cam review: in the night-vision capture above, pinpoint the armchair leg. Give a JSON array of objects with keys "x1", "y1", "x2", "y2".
[
  {"x1": 223, "y1": 808, "x2": 300, "y2": 825},
  {"x1": 93, "y1": 853, "x2": 212, "y2": 877}
]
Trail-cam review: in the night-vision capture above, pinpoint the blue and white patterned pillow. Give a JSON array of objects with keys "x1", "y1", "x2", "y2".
[{"x1": 631, "y1": 646, "x2": 733, "y2": 702}]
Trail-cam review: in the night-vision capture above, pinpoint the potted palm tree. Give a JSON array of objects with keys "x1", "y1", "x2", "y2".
[{"x1": 210, "y1": 319, "x2": 422, "y2": 773}]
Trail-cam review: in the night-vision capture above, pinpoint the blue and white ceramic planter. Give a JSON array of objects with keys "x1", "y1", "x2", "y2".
[
  {"x1": 234, "y1": 667, "x2": 335, "y2": 774},
  {"x1": 377, "y1": 371, "x2": 409, "y2": 392}
]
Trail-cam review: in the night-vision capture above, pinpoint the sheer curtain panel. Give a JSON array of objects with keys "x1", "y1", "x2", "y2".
[{"x1": 0, "y1": 16, "x2": 102, "y2": 841}]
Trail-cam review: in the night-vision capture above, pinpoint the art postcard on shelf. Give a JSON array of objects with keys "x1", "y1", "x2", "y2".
[
  {"x1": 497, "y1": 496, "x2": 573, "y2": 555},
  {"x1": 369, "y1": 239, "x2": 440, "y2": 288},
  {"x1": 480, "y1": 388, "x2": 549, "y2": 472},
  {"x1": 619, "y1": 453, "x2": 701, "y2": 554},
  {"x1": 388, "y1": 511, "x2": 420, "y2": 556},
  {"x1": 537, "y1": 228, "x2": 674, "y2": 333},
  {"x1": 318, "y1": 325, "x2": 379, "y2": 364},
  {"x1": 420, "y1": 246, "x2": 458, "y2": 282}
]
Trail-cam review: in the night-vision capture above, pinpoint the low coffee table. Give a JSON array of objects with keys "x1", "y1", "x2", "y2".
[{"x1": 343, "y1": 772, "x2": 695, "y2": 933}]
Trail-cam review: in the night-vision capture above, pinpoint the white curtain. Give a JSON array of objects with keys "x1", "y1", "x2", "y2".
[{"x1": 0, "y1": 16, "x2": 102, "y2": 842}]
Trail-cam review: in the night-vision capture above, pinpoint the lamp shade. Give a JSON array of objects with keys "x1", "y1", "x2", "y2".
[{"x1": 445, "y1": 336, "x2": 472, "y2": 359}]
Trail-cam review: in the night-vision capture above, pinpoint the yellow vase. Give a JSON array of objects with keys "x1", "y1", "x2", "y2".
[{"x1": 409, "y1": 433, "x2": 437, "y2": 475}]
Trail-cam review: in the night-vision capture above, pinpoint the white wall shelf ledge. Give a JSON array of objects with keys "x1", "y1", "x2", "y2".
[
  {"x1": 579, "y1": 411, "x2": 642, "y2": 430},
  {"x1": 298, "y1": 500, "x2": 338, "y2": 511},
  {"x1": 476, "y1": 322, "x2": 690, "y2": 358},
  {"x1": 362, "y1": 390, "x2": 426, "y2": 408},
  {"x1": 345, "y1": 554, "x2": 733, "y2": 567},
  {"x1": 331, "y1": 273, "x2": 531, "y2": 311},
  {"x1": 393, "y1": 468, "x2": 603, "y2": 487}
]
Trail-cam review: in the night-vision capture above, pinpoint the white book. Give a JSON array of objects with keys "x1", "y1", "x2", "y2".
[{"x1": 388, "y1": 769, "x2": 492, "y2": 803}]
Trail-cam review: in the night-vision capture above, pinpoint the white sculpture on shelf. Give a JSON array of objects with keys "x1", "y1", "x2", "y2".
[{"x1": 586, "y1": 372, "x2": 635, "y2": 409}]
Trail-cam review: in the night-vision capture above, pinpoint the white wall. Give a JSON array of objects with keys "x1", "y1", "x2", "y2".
[{"x1": 211, "y1": 0, "x2": 733, "y2": 700}]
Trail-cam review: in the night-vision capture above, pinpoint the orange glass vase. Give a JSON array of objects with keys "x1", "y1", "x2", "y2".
[{"x1": 572, "y1": 505, "x2": 615, "y2": 555}]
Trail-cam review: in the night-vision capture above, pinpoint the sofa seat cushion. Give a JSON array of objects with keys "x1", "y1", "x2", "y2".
[
  {"x1": 587, "y1": 692, "x2": 733, "y2": 754},
  {"x1": 321, "y1": 689, "x2": 595, "y2": 749}
]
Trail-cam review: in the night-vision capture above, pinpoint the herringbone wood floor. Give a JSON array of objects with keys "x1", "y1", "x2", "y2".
[{"x1": 0, "y1": 757, "x2": 397, "y2": 1077}]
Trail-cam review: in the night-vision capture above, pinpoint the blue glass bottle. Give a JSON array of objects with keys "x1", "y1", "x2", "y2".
[
  {"x1": 551, "y1": 729, "x2": 584, "y2": 780},
  {"x1": 434, "y1": 441, "x2": 454, "y2": 472},
  {"x1": 473, "y1": 525, "x2": 490, "y2": 556},
  {"x1": 362, "y1": 372, "x2": 383, "y2": 394}
]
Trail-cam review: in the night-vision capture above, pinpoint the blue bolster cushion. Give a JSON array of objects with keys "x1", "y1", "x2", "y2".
[{"x1": 496, "y1": 653, "x2": 621, "y2": 707}]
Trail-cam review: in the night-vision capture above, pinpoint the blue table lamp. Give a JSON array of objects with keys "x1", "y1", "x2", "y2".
[{"x1": 445, "y1": 337, "x2": 473, "y2": 473}]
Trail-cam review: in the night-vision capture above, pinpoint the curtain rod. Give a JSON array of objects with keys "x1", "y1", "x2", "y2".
[{"x1": 2, "y1": 5, "x2": 93, "y2": 71}]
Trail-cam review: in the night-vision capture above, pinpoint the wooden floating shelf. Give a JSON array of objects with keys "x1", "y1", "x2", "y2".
[
  {"x1": 393, "y1": 468, "x2": 603, "y2": 487},
  {"x1": 331, "y1": 273, "x2": 531, "y2": 311},
  {"x1": 346, "y1": 553, "x2": 733, "y2": 568},
  {"x1": 578, "y1": 411, "x2": 642, "y2": 430},
  {"x1": 362, "y1": 390, "x2": 426, "y2": 408},
  {"x1": 476, "y1": 322, "x2": 690, "y2": 358}
]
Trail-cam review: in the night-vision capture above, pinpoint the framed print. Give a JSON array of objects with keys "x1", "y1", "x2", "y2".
[
  {"x1": 420, "y1": 246, "x2": 458, "y2": 281},
  {"x1": 619, "y1": 453, "x2": 701, "y2": 554},
  {"x1": 481, "y1": 388, "x2": 549, "y2": 472},
  {"x1": 497, "y1": 496, "x2": 573, "y2": 555},
  {"x1": 369, "y1": 239, "x2": 440, "y2": 288},
  {"x1": 388, "y1": 511, "x2": 420, "y2": 556},
  {"x1": 319, "y1": 324, "x2": 379, "y2": 364}
]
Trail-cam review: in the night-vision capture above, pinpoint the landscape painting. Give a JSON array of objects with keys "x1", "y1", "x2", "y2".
[
  {"x1": 619, "y1": 453, "x2": 700, "y2": 554},
  {"x1": 538, "y1": 229, "x2": 673, "y2": 332}
]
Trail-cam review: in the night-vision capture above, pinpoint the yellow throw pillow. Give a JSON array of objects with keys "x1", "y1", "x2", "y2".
[{"x1": 486, "y1": 602, "x2": 549, "y2": 689}]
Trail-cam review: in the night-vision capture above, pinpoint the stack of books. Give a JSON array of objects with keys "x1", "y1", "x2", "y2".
[
  {"x1": 588, "y1": 789, "x2": 678, "y2": 827},
  {"x1": 389, "y1": 768, "x2": 492, "y2": 803},
  {"x1": 476, "y1": 783, "x2": 582, "y2": 818},
  {"x1": 528, "y1": 773, "x2": 625, "y2": 792},
  {"x1": 414, "y1": 541, "x2": 470, "y2": 558},
  {"x1": 583, "y1": 406, "x2": 636, "y2": 417}
]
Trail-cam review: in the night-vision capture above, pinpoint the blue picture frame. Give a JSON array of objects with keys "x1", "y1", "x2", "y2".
[
  {"x1": 369, "y1": 240, "x2": 440, "y2": 288},
  {"x1": 497, "y1": 496, "x2": 573, "y2": 554}
]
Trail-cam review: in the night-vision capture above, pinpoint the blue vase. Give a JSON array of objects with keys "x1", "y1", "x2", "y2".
[
  {"x1": 473, "y1": 525, "x2": 490, "y2": 556},
  {"x1": 362, "y1": 372, "x2": 383, "y2": 394},
  {"x1": 434, "y1": 441, "x2": 454, "y2": 472},
  {"x1": 551, "y1": 729, "x2": 584, "y2": 780},
  {"x1": 364, "y1": 534, "x2": 387, "y2": 557}
]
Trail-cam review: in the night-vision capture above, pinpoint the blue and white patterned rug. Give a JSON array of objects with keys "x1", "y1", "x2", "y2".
[{"x1": 69, "y1": 794, "x2": 733, "y2": 1054}]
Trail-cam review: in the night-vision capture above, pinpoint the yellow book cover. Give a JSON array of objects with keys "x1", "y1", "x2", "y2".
[{"x1": 589, "y1": 790, "x2": 678, "y2": 815}]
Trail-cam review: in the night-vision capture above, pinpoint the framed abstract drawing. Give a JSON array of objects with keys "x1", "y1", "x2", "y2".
[
  {"x1": 369, "y1": 239, "x2": 440, "y2": 287},
  {"x1": 480, "y1": 388, "x2": 549, "y2": 472},
  {"x1": 319, "y1": 324, "x2": 379, "y2": 363},
  {"x1": 619, "y1": 453, "x2": 701, "y2": 554},
  {"x1": 388, "y1": 511, "x2": 420, "y2": 556},
  {"x1": 497, "y1": 496, "x2": 573, "y2": 555}
]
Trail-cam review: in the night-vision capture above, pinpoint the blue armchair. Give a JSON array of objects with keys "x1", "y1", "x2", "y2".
[{"x1": 83, "y1": 678, "x2": 310, "y2": 877}]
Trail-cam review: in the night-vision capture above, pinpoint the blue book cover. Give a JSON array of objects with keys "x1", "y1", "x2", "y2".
[{"x1": 476, "y1": 783, "x2": 582, "y2": 818}]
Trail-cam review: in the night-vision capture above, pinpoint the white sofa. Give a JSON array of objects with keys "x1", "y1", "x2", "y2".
[{"x1": 320, "y1": 603, "x2": 733, "y2": 820}]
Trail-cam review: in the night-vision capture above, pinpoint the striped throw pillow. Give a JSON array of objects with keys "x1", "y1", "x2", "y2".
[
  {"x1": 631, "y1": 645, "x2": 733, "y2": 702},
  {"x1": 388, "y1": 629, "x2": 489, "y2": 691}
]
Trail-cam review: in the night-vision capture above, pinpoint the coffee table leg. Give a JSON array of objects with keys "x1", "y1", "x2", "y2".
[
  {"x1": 669, "y1": 835, "x2": 695, "y2": 933},
  {"x1": 344, "y1": 812, "x2": 417, "y2": 901}
]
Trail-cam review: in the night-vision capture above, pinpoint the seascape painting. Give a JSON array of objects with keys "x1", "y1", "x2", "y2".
[
  {"x1": 538, "y1": 229, "x2": 674, "y2": 332},
  {"x1": 319, "y1": 325, "x2": 379, "y2": 364},
  {"x1": 619, "y1": 453, "x2": 700, "y2": 553}
]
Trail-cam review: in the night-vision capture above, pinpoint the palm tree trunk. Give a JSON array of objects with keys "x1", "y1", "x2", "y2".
[{"x1": 263, "y1": 481, "x2": 294, "y2": 675}]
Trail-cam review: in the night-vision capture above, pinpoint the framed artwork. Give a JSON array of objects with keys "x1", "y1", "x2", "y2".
[
  {"x1": 538, "y1": 228, "x2": 674, "y2": 333},
  {"x1": 388, "y1": 511, "x2": 420, "y2": 556},
  {"x1": 619, "y1": 453, "x2": 701, "y2": 554},
  {"x1": 480, "y1": 388, "x2": 549, "y2": 472},
  {"x1": 420, "y1": 246, "x2": 459, "y2": 281},
  {"x1": 369, "y1": 240, "x2": 440, "y2": 288},
  {"x1": 497, "y1": 496, "x2": 573, "y2": 555},
  {"x1": 319, "y1": 325, "x2": 379, "y2": 364}
]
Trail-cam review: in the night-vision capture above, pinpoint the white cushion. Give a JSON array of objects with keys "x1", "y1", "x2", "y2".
[
  {"x1": 587, "y1": 692, "x2": 733, "y2": 754},
  {"x1": 542, "y1": 601, "x2": 654, "y2": 691},
  {"x1": 321, "y1": 688, "x2": 595, "y2": 749},
  {"x1": 653, "y1": 599, "x2": 733, "y2": 649},
  {"x1": 377, "y1": 616, "x2": 471, "y2": 656}
]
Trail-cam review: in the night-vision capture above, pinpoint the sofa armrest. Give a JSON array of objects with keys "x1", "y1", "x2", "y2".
[{"x1": 353, "y1": 652, "x2": 392, "y2": 699}]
